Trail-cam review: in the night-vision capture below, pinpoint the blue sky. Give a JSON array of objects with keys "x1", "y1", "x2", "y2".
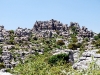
[{"x1": 0, "y1": 0, "x2": 100, "y2": 33}]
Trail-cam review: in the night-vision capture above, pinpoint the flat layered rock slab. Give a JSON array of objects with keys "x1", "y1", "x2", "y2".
[
  {"x1": 73, "y1": 49, "x2": 100, "y2": 70},
  {"x1": 94, "y1": 54, "x2": 100, "y2": 58}
]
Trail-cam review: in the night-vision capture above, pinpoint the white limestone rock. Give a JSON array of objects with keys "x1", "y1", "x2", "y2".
[
  {"x1": 0, "y1": 72, "x2": 12, "y2": 75},
  {"x1": 94, "y1": 54, "x2": 100, "y2": 58},
  {"x1": 73, "y1": 62, "x2": 88, "y2": 70},
  {"x1": 82, "y1": 51, "x2": 95, "y2": 57},
  {"x1": 79, "y1": 57, "x2": 86, "y2": 61}
]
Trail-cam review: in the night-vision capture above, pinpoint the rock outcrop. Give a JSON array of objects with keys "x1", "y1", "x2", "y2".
[
  {"x1": 0, "y1": 19, "x2": 99, "y2": 72},
  {"x1": 73, "y1": 49, "x2": 100, "y2": 70},
  {"x1": 33, "y1": 19, "x2": 94, "y2": 39}
]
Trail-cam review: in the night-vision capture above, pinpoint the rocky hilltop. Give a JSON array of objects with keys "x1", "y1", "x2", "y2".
[
  {"x1": 0, "y1": 19, "x2": 100, "y2": 74},
  {"x1": 33, "y1": 19, "x2": 94, "y2": 38}
]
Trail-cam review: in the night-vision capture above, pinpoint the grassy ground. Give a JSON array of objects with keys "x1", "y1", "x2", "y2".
[
  {"x1": 9, "y1": 52, "x2": 100, "y2": 75},
  {"x1": 10, "y1": 53, "x2": 71, "y2": 75}
]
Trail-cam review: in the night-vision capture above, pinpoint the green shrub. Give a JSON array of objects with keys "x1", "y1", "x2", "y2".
[
  {"x1": 9, "y1": 39, "x2": 15, "y2": 45},
  {"x1": 0, "y1": 63, "x2": 5, "y2": 69},
  {"x1": 71, "y1": 26, "x2": 78, "y2": 35},
  {"x1": 6, "y1": 68, "x2": 11, "y2": 72},
  {"x1": 6, "y1": 39, "x2": 15, "y2": 45},
  {"x1": 70, "y1": 34, "x2": 76, "y2": 38},
  {"x1": 34, "y1": 51, "x2": 39, "y2": 55},
  {"x1": 76, "y1": 43, "x2": 82, "y2": 48},
  {"x1": 68, "y1": 42, "x2": 83, "y2": 50},
  {"x1": 68, "y1": 43, "x2": 77, "y2": 50},
  {"x1": 71, "y1": 37, "x2": 78, "y2": 43},
  {"x1": 48, "y1": 53, "x2": 69, "y2": 65},
  {"x1": 57, "y1": 40, "x2": 65, "y2": 46},
  {"x1": 80, "y1": 44, "x2": 86, "y2": 51},
  {"x1": 33, "y1": 37, "x2": 38, "y2": 40},
  {"x1": 96, "y1": 50, "x2": 100, "y2": 54},
  {"x1": 94, "y1": 36, "x2": 99, "y2": 40},
  {"x1": 94, "y1": 33, "x2": 100, "y2": 40},
  {"x1": 92, "y1": 40, "x2": 96, "y2": 45},
  {"x1": 0, "y1": 48, "x2": 2, "y2": 55},
  {"x1": 63, "y1": 45, "x2": 67, "y2": 49},
  {"x1": 44, "y1": 46, "x2": 51, "y2": 52},
  {"x1": 84, "y1": 37, "x2": 89, "y2": 42},
  {"x1": 19, "y1": 40, "x2": 23, "y2": 43},
  {"x1": 56, "y1": 45, "x2": 60, "y2": 49},
  {"x1": 45, "y1": 40, "x2": 50, "y2": 44},
  {"x1": 9, "y1": 30, "x2": 14, "y2": 34},
  {"x1": 95, "y1": 39, "x2": 100, "y2": 47}
]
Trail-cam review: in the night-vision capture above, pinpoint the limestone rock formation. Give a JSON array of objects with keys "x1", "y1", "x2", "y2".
[
  {"x1": 0, "y1": 19, "x2": 98, "y2": 72},
  {"x1": 33, "y1": 20, "x2": 94, "y2": 39}
]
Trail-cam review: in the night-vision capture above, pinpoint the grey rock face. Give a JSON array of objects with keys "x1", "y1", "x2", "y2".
[
  {"x1": 0, "y1": 20, "x2": 97, "y2": 72},
  {"x1": 72, "y1": 49, "x2": 100, "y2": 70},
  {"x1": 33, "y1": 20, "x2": 94, "y2": 40},
  {"x1": 68, "y1": 51, "x2": 74, "y2": 64},
  {"x1": 33, "y1": 19, "x2": 64, "y2": 31},
  {"x1": 0, "y1": 26, "x2": 10, "y2": 43},
  {"x1": 94, "y1": 54, "x2": 100, "y2": 58},
  {"x1": 15, "y1": 27, "x2": 31, "y2": 37}
]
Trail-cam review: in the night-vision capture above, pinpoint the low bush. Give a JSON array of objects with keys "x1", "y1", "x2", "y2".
[
  {"x1": 48, "y1": 53, "x2": 69, "y2": 65},
  {"x1": 56, "y1": 40, "x2": 65, "y2": 46},
  {"x1": 96, "y1": 50, "x2": 100, "y2": 54},
  {"x1": 72, "y1": 37, "x2": 78, "y2": 43},
  {"x1": 0, "y1": 48, "x2": 2, "y2": 55},
  {"x1": 9, "y1": 30, "x2": 14, "y2": 34},
  {"x1": 68, "y1": 43, "x2": 77, "y2": 50},
  {"x1": 68, "y1": 43, "x2": 83, "y2": 50},
  {"x1": 0, "y1": 63, "x2": 5, "y2": 69},
  {"x1": 33, "y1": 37, "x2": 38, "y2": 40},
  {"x1": 84, "y1": 37, "x2": 89, "y2": 42}
]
